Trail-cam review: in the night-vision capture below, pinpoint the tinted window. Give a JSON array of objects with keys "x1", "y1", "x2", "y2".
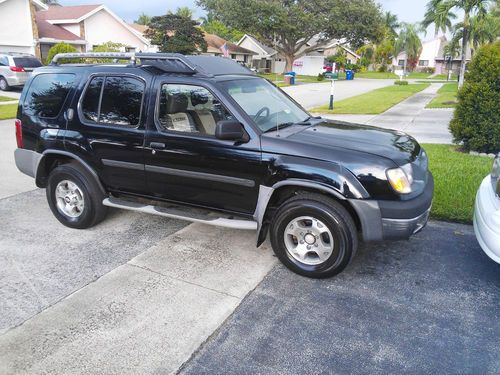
[
  {"x1": 157, "y1": 84, "x2": 233, "y2": 135},
  {"x1": 24, "y1": 73, "x2": 75, "y2": 118},
  {"x1": 81, "y1": 76, "x2": 103, "y2": 123},
  {"x1": 13, "y1": 57, "x2": 42, "y2": 68},
  {"x1": 0, "y1": 56, "x2": 8, "y2": 66}
]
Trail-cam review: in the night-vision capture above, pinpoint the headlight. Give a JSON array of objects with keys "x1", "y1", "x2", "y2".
[
  {"x1": 386, "y1": 167, "x2": 412, "y2": 194},
  {"x1": 492, "y1": 153, "x2": 500, "y2": 195}
]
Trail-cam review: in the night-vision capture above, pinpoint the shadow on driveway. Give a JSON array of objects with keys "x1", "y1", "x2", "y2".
[{"x1": 181, "y1": 221, "x2": 500, "y2": 374}]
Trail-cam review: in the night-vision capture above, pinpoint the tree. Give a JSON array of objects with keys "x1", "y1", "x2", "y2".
[
  {"x1": 145, "y1": 14, "x2": 207, "y2": 54},
  {"x1": 197, "y1": 0, "x2": 385, "y2": 71},
  {"x1": 171, "y1": 6, "x2": 194, "y2": 19},
  {"x1": 384, "y1": 11, "x2": 400, "y2": 39},
  {"x1": 422, "y1": 0, "x2": 493, "y2": 87},
  {"x1": 41, "y1": 0, "x2": 59, "y2": 4},
  {"x1": 422, "y1": 0, "x2": 456, "y2": 36},
  {"x1": 326, "y1": 50, "x2": 347, "y2": 70},
  {"x1": 134, "y1": 12, "x2": 151, "y2": 26},
  {"x1": 45, "y1": 42, "x2": 78, "y2": 65},
  {"x1": 394, "y1": 23, "x2": 423, "y2": 73},
  {"x1": 201, "y1": 20, "x2": 244, "y2": 42}
]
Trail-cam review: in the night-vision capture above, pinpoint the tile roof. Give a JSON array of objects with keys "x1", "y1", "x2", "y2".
[
  {"x1": 37, "y1": 4, "x2": 101, "y2": 21},
  {"x1": 36, "y1": 14, "x2": 83, "y2": 41},
  {"x1": 204, "y1": 33, "x2": 256, "y2": 55},
  {"x1": 129, "y1": 23, "x2": 148, "y2": 34}
]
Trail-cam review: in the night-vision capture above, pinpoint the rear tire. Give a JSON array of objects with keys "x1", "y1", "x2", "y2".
[
  {"x1": 270, "y1": 193, "x2": 358, "y2": 278},
  {"x1": 0, "y1": 77, "x2": 10, "y2": 91},
  {"x1": 46, "y1": 162, "x2": 107, "y2": 229}
]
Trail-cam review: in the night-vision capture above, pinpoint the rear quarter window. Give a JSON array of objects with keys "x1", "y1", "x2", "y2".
[{"x1": 23, "y1": 73, "x2": 76, "y2": 118}]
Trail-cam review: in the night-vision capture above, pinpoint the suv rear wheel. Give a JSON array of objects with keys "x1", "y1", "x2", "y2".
[
  {"x1": 270, "y1": 193, "x2": 358, "y2": 278},
  {"x1": 0, "y1": 77, "x2": 10, "y2": 91},
  {"x1": 46, "y1": 162, "x2": 107, "y2": 229}
]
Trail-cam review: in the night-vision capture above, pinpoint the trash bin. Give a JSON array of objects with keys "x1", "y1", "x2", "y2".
[
  {"x1": 284, "y1": 74, "x2": 295, "y2": 85},
  {"x1": 346, "y1": 70, "x2": 354, "y2": 80}
]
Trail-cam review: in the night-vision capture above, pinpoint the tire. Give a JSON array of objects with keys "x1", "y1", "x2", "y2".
[
  {"x1": 270, "y1": 193, "x2": 358, "y2": 279},
  {"x1": 46, "y1": 162, "x2": 107, "y2": 229},
  {"x1": 0, "y1": 77, "x2": 10, "y2": 91}
]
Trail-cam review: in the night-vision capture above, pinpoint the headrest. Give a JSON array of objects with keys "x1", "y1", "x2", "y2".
[
  {"x1": 166, "y1": 93, "x2": 188, "y2": 114},
  {"x1": 190, "y1": 90, "x2": 209, "y2": 107}
]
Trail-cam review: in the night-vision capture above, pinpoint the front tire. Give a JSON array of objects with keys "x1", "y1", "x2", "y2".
[
  {"x1": 46, "y1": 162, "x2": 107, "y2": 229},
  {"x1": 270, "y1": 193, "x2": 358, "y2": 278}
]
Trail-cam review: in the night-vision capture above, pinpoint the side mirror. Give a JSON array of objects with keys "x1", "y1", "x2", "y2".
[{"x1": 215, "y1": 120, "x2": 248, "y2": 142}]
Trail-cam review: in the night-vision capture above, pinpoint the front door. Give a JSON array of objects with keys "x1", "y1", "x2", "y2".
[
  {"x1": 144, "y1": 81, "x2": 262, "y2": 215},
  {"x1": 66, "y1": 73, "x2": 148, "y2": 194}
]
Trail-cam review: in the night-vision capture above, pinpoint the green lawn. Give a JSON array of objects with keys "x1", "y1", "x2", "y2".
[
  {"x1": 0, "y1": 103, "x2": 18, "y2": 120},
  {"x1": 423, "y1": 144, "x2": 492, "y2": 223},
  {"x1": 354, "y1": 71, "x2": 433, "y2": 79},
  {"x1": 426, "y1": 83, "x2": 458, "y2": 108},
  {"x1": 0, "y1": 96, "x2": 15, "y2": 102},
  {"x1": 259, "y1": 73, "x2": 333, "y2": 87},
  {"x1": 431, "y1": 73, "x2": 458, "y2": 81},
  {"x1": 310, "y1": 83, "x2": 430, "y2": 114}
]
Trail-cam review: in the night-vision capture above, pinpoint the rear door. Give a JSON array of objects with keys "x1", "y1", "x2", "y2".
[{"x1": 65, "y1": 72, "x2": 148, "y2": 194}]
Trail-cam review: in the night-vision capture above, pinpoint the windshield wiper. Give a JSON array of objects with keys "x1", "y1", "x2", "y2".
[{"x1": 263, "y1": 122, "x2": 295, "y2": 133}]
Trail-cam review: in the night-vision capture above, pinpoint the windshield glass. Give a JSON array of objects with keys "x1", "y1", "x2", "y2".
[{"x1": 219, "y1": 78, "x2": 309, "y2": 132}]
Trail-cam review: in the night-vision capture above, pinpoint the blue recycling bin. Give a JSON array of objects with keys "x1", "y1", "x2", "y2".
[
  {"x1": 346, "y1": 70, "x2": 354, "y2": 80},
  {"x1": 284, "y1": 74, "x2": 295, "y2": 85}
]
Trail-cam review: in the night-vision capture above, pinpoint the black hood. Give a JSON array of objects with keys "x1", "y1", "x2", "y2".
[{"x1": 287, "y1": 120, "x2": 421, "y2": 166}]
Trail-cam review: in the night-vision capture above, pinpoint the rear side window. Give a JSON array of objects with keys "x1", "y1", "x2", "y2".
[
  {"x1": 24, "y1": 73, "x2": 76, "y2": 118},
  {"x1": 80, "y1": 75, "x2": 144, "y2": 127},
  {"x1": 13, "y1": 57, "x2": 42, "y2": 68}
]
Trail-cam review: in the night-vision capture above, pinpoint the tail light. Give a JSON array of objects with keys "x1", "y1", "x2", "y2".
[
  {"x1": 15, "y1": 119, "x2": 23, "y2": 148},
  {"x1": 10, "y1": 66, "x2": 25, "y2": 72}
]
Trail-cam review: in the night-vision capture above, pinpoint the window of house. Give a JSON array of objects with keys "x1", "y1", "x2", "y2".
[
  {"x1": 156, "y1": 84, "x2": 234, "y2": 136},
  {"x1": 398, "y1": 59, "x2": 405, "y2": 66},
  {"x1": 80, "y1": 75, "x2": 144, "y2": 127},
  {"x1": 346, "y1": 59, "x2": 352, "y2": 64},
  {"x1": 418, "y1": 60, "x2": 429, "y2": 66},
  {"x1": 243, "y1": 55, "x2": 248, "y2": 63},
  {"x1": 231, "y1": 54, "x2": 237, "y2": 60},
  {"x1": 24, "y1": 73, "x2": 76, "y2": 118}
]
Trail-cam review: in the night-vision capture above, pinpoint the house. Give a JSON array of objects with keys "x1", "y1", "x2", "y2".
[
  {"x1": 319, "y1": 41, "x2": 360, "y2": 64},
  {"x1": 237, "y1": 34, "x2": 285, "y2": 73},
  {"x1": 35, "y1": 4, "x2": 155, "y2": 61},
  {"x1": 392, "y1": 36, "x2": 447, "y2": 71},
  {"x1": 434, "y1": 41, "x2": 472, "y2": 75},
  {"x1": 201, "y1": 33, "x2": 256, "y2": 65},
  {"x1": 0, "y1": 0, "x2": 47, "y2": 56}
]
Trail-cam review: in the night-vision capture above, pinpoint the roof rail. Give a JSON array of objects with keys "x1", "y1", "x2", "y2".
[{"x1": 50, "y1": 52, "x2": 198, "y2": 74}]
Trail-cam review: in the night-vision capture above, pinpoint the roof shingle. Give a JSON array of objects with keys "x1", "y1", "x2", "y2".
[{"x1": 37, "y1": 4, "x2": 101, "y2": 21}]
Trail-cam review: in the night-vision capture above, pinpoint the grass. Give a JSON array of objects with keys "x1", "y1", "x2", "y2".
[
  {"x1": 426, "y1": 83, "x2": 458, "y2": 108},
  {"x1": 259, "y1": 73, "x2": 332, "y2": 87},
  {"x1": 354, "y1": 71, "x2": 433, "y2": 80},
  {"x1": 0, "y1": 96, "x2": 15, "y2": 102},
  {"x1": 431, "y1": 73, "x2": 458, "y2": 81},
  {"x1": 423, "y1": 144, "x2": 492, "y2": 223},
  {"x1": 310, "y1": 83, "x2": 430, "y2": 114},
  {"x1": 0, "y1": 103, "x2": 18, "y2": 120}
]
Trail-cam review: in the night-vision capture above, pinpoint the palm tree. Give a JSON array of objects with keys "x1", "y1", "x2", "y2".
[
  {"x1": 422, "y1": 0, "x2": 457, "y2": 36},
  {"x1": 394, "y1": 23, "x2": 423, "y2": 74},
  {"x1": 134, "y1": 12, "x2": 151, "y2": 26},
  {"x1": 423, "y1": 0, "x2": 493, "y2": 87},
  {"x1": 384, "y1": 11, "x2": 400, "y2": 39}
]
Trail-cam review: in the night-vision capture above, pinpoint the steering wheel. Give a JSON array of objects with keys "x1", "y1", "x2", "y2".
[{"x1": 253, "y1": 106, "x2": 270, "y2": 121}]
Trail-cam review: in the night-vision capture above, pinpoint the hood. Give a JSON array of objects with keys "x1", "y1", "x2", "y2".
[{"x1": 287, "y1": 120, "x2": 421, "y2": 166}]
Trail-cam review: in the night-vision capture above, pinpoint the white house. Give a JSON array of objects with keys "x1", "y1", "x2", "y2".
[
  {"x1": 392, "y1": 36, "x2": 446, "y2": 70},
  {"x1": 237, "y1": 34, "x2": 285, "y2": 73},
  {"x1": 35, "y1": 4, "x2": 155, "y2": 61},
  {"x1": 0, "y1": 0, "x2": 47, "y2": 56}
]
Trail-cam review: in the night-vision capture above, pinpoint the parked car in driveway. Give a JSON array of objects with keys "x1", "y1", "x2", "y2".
[
  {"x1": 0, "y1": 53, "x2": 42, "y2": 91},
  {"x1": 473, "y1": 154, "x2": 500, "y2": 263},
  {"x1": 13, "y1": 52, "x2": 433, "y2": 278}
]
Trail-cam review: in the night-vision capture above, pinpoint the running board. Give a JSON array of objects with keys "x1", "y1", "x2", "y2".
[{"x1": 102, "y1": 197, "x2": 257, "y2": 230}]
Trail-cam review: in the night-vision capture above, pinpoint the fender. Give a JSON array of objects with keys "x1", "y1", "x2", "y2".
[{"x1": 36, "y1": 149, "x2": 106, "y2": 194}]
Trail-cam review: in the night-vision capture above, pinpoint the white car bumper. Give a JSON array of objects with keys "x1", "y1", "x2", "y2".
[{"x1": 473, "y1": 175, "x2": 500, "y2": 263}]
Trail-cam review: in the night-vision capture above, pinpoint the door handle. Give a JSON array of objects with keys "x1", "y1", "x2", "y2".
[{"x1": 150, "y1": 142, "x2": 166, "y2": 150}]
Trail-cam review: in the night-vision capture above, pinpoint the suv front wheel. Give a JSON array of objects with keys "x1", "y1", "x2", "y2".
[
  {"x1": 270, "y1": 193, "x2": 358, "y2": 278},
  {"x1": 46, "y1": 162, "x2": 107, "y2": 229}
]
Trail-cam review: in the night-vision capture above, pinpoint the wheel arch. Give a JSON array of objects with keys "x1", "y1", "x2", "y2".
[
  {"x1": 36, "y1": 150, "x2": 106, "y2": 194},
  {"x1": 255, "y1": 180, "x2": 362, "y2": 247}
]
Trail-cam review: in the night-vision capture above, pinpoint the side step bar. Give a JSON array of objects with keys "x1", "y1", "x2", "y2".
[{"x1": 102, "y1": 197, "x2": 257, "y2": 230}]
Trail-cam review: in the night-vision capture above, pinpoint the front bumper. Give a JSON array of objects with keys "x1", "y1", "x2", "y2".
[
  {"x1": 473, "y1": 175, "x2": 500, "y2": 263},
  {"x1": 349, "y1": 172, "x2": 434, "y2": 241}
]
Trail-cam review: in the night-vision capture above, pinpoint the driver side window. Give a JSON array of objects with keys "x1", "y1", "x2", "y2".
[{"x1": 156, "y1": 84, "x2": 234, "y2": 136}]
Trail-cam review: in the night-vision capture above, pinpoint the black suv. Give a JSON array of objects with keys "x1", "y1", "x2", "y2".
[{"x1": 14, "y1": 52, "x2": 433, "y2": 278}]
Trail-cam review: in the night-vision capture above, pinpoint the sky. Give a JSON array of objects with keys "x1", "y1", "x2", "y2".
[{"x1": 59, "y1": 0, "x2": 442, "y2": 39}]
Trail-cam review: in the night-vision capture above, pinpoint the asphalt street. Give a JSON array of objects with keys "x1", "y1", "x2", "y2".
[{"x1": 182, "y1": 221, "x2": 500, "y2": 374}]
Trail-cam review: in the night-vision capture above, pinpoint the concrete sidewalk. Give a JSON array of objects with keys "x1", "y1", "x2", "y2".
[{"x1": 318, "y1": 83, "x2": 454, "y2": 144}]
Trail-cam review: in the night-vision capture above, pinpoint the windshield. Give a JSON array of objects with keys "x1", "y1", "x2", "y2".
[
  {"x1": 219, "y1": 78, "x2": 310, "y2": 133},
  {"x1": 13, "y1": 57, "x2": 42, "y2": 68}
]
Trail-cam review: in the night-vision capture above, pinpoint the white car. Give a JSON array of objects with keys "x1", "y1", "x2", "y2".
[{"x1": 473, "y1": 153, "x2": 500, "y2": 263}]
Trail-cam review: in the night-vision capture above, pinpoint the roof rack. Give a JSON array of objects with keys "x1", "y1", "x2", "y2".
[{"x1": 50, "y1": 52, "x2": 198, "y2": 75}]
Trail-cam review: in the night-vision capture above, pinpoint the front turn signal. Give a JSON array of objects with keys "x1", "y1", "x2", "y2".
[{"x1": 386, "y1": 167, "x2": 412, "y2": 194}]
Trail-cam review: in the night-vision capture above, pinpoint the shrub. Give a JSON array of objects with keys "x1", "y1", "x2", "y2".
[
  {"x1": 317, "y1": 73, "x2": 325, "y2": 81},
  {"x1": 421, "y1": 67, "x2": 435, "y2": 74},
  {"x1": 394, "y1": 80, "x2": 409, "y2": 85},
  {"x1": 378, "y1": 64, "x2": 388, "y2": 72},
  {"x1": 449, "y1": 41, "x2": 500, "y2": 153},
  {"x1": 45, "y1": 42, "x2": 78, "y2": 65}
]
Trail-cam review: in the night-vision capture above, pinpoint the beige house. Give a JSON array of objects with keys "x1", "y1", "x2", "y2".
[
  {"x1": 202, "y1": 33, "x2": 255, "y2": 64},
  {"x1": 0, "y1": 0, "x2": 47, "y2": 57}
]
